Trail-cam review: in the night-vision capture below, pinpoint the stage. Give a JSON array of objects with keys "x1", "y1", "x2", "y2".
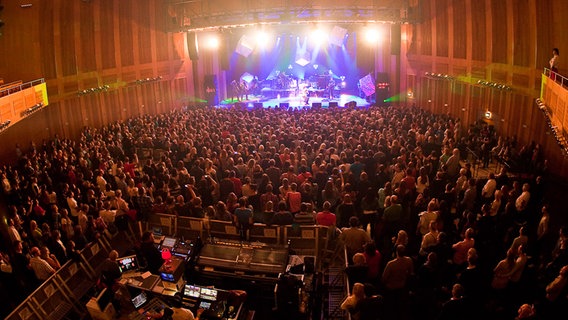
[{"x1": 218, "y1": 93, "x2": 371, "y2": 109}]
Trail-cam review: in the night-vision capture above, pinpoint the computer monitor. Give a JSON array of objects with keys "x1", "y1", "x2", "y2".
[
  {"x1": 200, "y1": 288, "x2": 218, "y2": 301},
  {"x1": 160, "y1": 272, "x2": 175, "y2": 282},
  {"x1": 183, "y1": 284, "x2": 201, "y2": 299},
  {"x1": 117, "y1": 255, "x2": 139, "y2": 273},
  {"x1": 162, "y1": 236, "x2": 177, "y2": 248}
]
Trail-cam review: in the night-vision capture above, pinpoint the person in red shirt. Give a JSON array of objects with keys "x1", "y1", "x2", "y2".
[
  {"x1": 286, "y1": 183, "x2": 302, "y2": 214},
  {"x1": 316, "y1": 201, "x2": 336, "y2": 227}
]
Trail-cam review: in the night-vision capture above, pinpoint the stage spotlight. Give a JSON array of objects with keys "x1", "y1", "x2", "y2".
[
  {"x1": 255, "y1": 30, "x2": 271, "y2": 49},
  {"x1": 204, "y1": 35, "x2": 220, "y2": 50},
  {"x1": 364, "y1": 27, "x2": 384, "y2": 45},
  {"x1": 310, "y1": 28, "x2": 328, "y2": 45}
]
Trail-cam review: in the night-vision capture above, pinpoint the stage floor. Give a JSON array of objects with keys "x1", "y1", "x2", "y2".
[{"x1": 219, "y1": 93, "x2": 371, "y2": 109}]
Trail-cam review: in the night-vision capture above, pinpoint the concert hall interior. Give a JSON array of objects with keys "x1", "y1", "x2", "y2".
[{"x1": 1, "y1": 1, "x2": 568, "y2": 320}]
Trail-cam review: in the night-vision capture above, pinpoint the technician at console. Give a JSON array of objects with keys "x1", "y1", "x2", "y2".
[
  {"x1": 140, "y1": 231, "x2": 164, "y2": 274},
  {"x1": 100, "y1": 250, "x2": 122, "y2": 289}
]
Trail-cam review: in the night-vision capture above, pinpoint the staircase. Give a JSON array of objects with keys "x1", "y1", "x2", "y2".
[{"x1": 326, "y1": 266, "x2": 348, "y2": 320}]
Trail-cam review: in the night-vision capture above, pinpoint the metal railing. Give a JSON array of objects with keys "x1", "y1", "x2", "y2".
[
  {"x1": 0, "y1": 78, "x2": 45, "y2": 96},
  {"x1": 544, "y1": 68, "x2": 567, "y2": 87},
  {"x1": 5, "y1": 227, "x2": 135, "y2": 320}
]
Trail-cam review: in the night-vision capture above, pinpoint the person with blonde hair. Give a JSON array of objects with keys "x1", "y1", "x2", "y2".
[
  {"x1": 341, "y1": 282, "x2": 366, "y2": 320},
  {"x1": 417, "y1": 198, "x2": 439, "y2": 236}
]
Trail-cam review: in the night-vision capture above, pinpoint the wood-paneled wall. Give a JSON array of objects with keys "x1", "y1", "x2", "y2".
[
  {"x1": 0, "y1": 0, "x2": 209, "y2": 163},
  {"x1": 401, "y1": 0, "x2": 568, "y2": 176},
  {"x1": 1, "y1": 0, "x2": 568, "y2": 177}
]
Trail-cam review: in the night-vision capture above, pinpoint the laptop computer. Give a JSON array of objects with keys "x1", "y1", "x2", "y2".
[
  {"x1": 161, "y1": 236, "x2": 177, "y2": 249},
  {"x1": 153, "y1": 227, "x2": 165, "y2": 245}
]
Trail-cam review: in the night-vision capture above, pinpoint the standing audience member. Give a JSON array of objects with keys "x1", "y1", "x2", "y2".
[
  {"x1": 340, "y1": 216, "x2": 371, "y2": 261},
  {"x1": 382, "y1": 245, "x2": 414, "y2": 320},
  {"x1": 29, "y1": 246, "x2": 55, "y2": 281},
  {"x1": 341, "y1": 282, "x2": 366, "y2": 320}
]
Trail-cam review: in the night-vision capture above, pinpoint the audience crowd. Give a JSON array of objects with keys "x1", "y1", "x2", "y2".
[{"x1": 0, "y1": 104, "x2": 566, "y2": 319}]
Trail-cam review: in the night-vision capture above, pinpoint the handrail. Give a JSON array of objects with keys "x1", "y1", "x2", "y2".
[
  {"x1": 5, "y1": 255, "x2": 76, "y2": 320},
  {"x1": 4, "y1": 234, "x2": 114, "y2": 320},
  {"x1": 344, "y1": 245, "x2": 352, "y2": 320},
  {"x1": 544, "y1": 68, "x2": 567, "y2": 88},
  {"x1": 0, "y1": 78, "x2": 45, "y2": 95}
]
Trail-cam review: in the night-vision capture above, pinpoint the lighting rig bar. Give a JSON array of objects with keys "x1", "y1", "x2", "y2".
[{"x1": 174, "y1": 7, "x2": 410, "y2": 32}]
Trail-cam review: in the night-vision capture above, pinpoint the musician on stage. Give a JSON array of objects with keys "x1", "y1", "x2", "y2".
[
  {"x1": 231, "y1": 80, "x2": 240, "y2": 102},
  {"x1": 300, "y1": 84, "x2": 310, "y2": 106},
  {"x1": 240, "y1": 80, "x2": 248, "y2": 101},
  {"x1": 250, "y1": 77, "x2": 259, "y2": 96},
  {"x1": 327, "y1": 79, "x2": 335, "y2": 100}
]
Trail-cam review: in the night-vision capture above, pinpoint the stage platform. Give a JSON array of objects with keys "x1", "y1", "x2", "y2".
[{"x1": 219, "y1": 93, "x2": 371, "y2": 109}]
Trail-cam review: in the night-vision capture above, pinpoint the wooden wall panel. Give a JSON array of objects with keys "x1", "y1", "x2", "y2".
[
  {"x1": 80, "y1": 2, "x2": 97, "y2": 73},
  {"x1": 119, "y1": 1, "x2": 134, "y2": 67},
  {"x1": 39, "y1": 1, "x2": 57, "y2": 79},
  {"x1": 420, "y1": 0, "x2": 433, "y2": 55},
  {"x1": 491, "y1": 0, "x2": 508, "y2": 63},
  {"x1": 435, "y1": 0, "x2": 449, "y2": 57},
  {"x1": 100, "y1": 2, "x2": 117, "y2": 69},
  {"x1": 491, "y1": 70, "x2": 507, "y2": 83},
  {"x1": 513, "y1": 74, "x2": 529, "y2": 88},
  {"x1": 536, "y1": 1, "x2": 553, "y2": 71},
  {"x1": 60, "y1": 0, "x2": 78, "y2": 76},
  {"x1": 138, "y1": 1, "x2": 153, "y2": 64},
  {"x1": 513, "y1": 0, "x2": 530, "y2": 67},
  {"x1": 470, "y1": 0, "x2": 486, "y2": 61},
  {"x1": 452, "y1": 0, "x2": 467, "y2": 59},
  {"x1": 155, "y1": 5, "x2": 171, "y2": 62}
]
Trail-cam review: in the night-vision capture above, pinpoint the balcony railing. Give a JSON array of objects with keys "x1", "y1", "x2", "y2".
[
  {"x1": 0, "y1": 78, "x2": 45, "y2": 96},
  {"x1": 544, "y1": 68, "x2": 567, "y2": 88}
]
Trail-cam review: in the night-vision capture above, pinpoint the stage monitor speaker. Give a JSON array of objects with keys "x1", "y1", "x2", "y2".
[
  {"x1": 312, "y1": 102, "x2": 322, "y2": 109},
  {"x1": 234, "y1": 102, "x2": 246, "y2": 109},
  {"x1": 279, "y1": 102, "x2": 289, "y2": 109},
  {"x1": 253, "y1": 102, "x2": 263, "y2": 109},
  {"x1": 328, "y1": 101, "x2": 338, "y2": 108},
  {"x1": 345, "y1": 101, "x2": 357, "y2": 108},
  {"x1": 391, "y1": 24, "x2": 401, "y2": 55},
  {"x1": 187, "y1": 32, "x2": 199, "y2": 60}
]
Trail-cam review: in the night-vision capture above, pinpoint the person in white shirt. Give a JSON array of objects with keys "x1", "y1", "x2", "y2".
[
  {"x1": 99, "y1": 201, "x2": 117, "y2": 224},
  {"x1": 29, "y1": 246, "x2": 55, "y2": 281},
  {"x1": 515, "y1": 183, "x2": 531, "y2": 212},
  {"x1": 481, "y1": 173, "x2": 497, "y2": 202},
  {"x1": 66, "y1": 191, "x2": 79, "y2": 220},
  {"x1": 550, "y1": 48, "x2": 559, "y2": 73},
  {"x1": 7, "y1": 218, "x2": 21, "y2": 244}
]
